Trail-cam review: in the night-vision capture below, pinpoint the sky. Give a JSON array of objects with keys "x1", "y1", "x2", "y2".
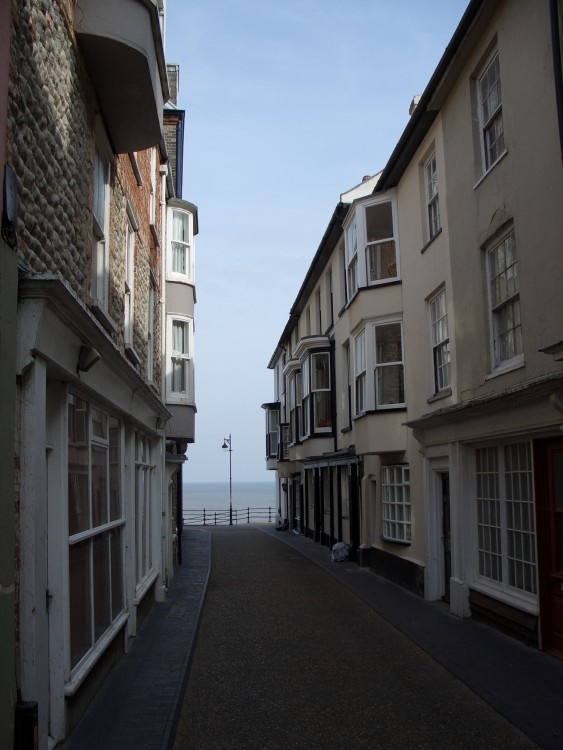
[{"x1": 165, "y1": 0, "x2": 469, "y2": 483}]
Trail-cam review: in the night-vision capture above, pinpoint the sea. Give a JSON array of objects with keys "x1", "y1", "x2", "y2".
[{"x1": 182, "y1": 481, "x2": 276, "y2": 515}]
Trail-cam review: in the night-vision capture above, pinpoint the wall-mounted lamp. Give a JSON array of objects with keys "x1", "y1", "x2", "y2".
[{"x1": 77, "y1": 345, "x2": 101, "y2": 373}]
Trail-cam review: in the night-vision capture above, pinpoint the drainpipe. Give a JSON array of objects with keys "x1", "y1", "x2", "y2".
[
  {"x1": 550, "y1": 0, "x2": 563, "y2": 164},
  {"x1": 176, "y1": 449, "x2": 183, "y2": 565}
]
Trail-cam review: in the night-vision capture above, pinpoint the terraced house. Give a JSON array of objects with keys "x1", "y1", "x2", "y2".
[
  {"x1": 0, "y1": 0, "x2": 198, "y2": 746},
  {"x1": 264, "y1": 0, "x2": 563, "y2": 656}
]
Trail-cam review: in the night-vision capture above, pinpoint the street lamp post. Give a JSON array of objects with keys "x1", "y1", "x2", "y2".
[{"x1": 222, "y1": 434, "x2": 233, "y2": 525}]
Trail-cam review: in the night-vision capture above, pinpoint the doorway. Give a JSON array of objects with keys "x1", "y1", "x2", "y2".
[
  {"x1": 535, "y1": 438, "x2": 563, "y2": 657},
  {"x1": 440, "y1": 473, "x2": 451, "y2": 603}
]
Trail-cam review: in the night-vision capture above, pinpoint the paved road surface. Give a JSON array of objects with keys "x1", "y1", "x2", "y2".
[{"x1": 173, "y1": 527, "x2": 536, "y2": 749}]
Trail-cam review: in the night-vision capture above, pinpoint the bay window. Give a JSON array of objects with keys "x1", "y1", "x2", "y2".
[{"x1": 294, "y1": 346, "x2": 333, "y2": 438}]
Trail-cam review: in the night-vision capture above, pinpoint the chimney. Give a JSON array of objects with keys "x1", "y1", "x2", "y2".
[{"x1": 409, "y1": 94, "x2": 421, "y2": 116}]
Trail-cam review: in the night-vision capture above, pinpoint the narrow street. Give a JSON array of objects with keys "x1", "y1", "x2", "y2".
[{"x1": 173, "y1": 527, "x2": 536, "y2": 750}]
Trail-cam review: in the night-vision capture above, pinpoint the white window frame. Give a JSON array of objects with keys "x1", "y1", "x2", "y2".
[
  {"x1": 67, "y1": 395, "x2": 124, "y2": 674},
  {"x1": 486, "y1": 229, "x2": 523, "y2": 372},
  {"x1": 364, "y1": 199, "x2": 398, "y2": 285},
  {"x1": 288, "y1": 370, "x2": 302, "y2": 445},
  {"x1": 167, "y1": 208, "x2": 194, "y2": 283},
  {"x1": 300, "y1": 356, "x2": 310, "y2": 439},
  {"x1": 345, "y1": 217, "x2": 358, "y2": 299},
  {"x1": 135, "y1": 432, "x2": 155, "y2": 588},
  {"x1": 354, "y1": 330, "x2": 366, "y2": 417},
  {"x1": 430, "y1": 288, "x2": 450, "y2": 393},
  {"x1": 374, "y1": 322, "x2": 405, "y2": 409},
  {"x1": 265, "y1": 408, "x2": 279, "y2": 458},
  {"x1": 475, "y1": 442, "x2": 537, "y2": 599},
  {"x1": 310, "y1": 351, "x2": 331, "y2": 432},
  {"x1": 92, "y1": 146, "x2": 111, "y2": 311},
  {"x1": 166, "y1": 315, "x2": 194, "y2": 403},
  {"x1": 382, "y1": 465, "x2": 411, "y2": 543},
  {"x1": 425, "y1": 153, "x2": 441, "y2": 240},
  {"x1": 478, "y1": 50, "x2": 505, "y2": 172}
]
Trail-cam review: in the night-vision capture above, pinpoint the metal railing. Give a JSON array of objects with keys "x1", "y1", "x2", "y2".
[{"x1": 183, "y1": 507, "x2": 277, "y2": 526}]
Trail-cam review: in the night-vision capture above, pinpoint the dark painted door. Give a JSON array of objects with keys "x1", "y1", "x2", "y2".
[{"x1": 441, "y1": 473, "x2": 451, "y2": 603}]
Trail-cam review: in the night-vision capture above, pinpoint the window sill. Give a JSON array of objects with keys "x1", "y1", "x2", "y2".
[
  {"x1": 420, "y1": 227, "x2": 442, "y2": 255},
  {"x1": 133, "y1": 568, "x2": 159, "y2": 606},
  {"x1": 473, "y1": 149, "x2": 508, "y2": 190},
  {"x1": 65, "y1": 610, "x2": 129, "y2": 696},
  {"x1": 166, "y1": 395, "x2": 196, "y2": 407},
  {"x1": 469, "y1": 580, "x2": 538, "y2": 615},
  {"x1": 166, "y1": 273, "x2": 195, "y2": 286},
  {"x1": 427, "y1": 387, "x2": 452, "y2": 404},
  {"x1": 485, "y1": 355, "x2": 525, "y2": 380},
  {"x1": 90, "y1": 301, "x2": 117, "y2": 333},
  {"x1": 366, "y1": 277, "x2": 402, "y2": 290},
  {"x1": 381, "y1": 536, "x2": 411, "y2": 546},
  {"x1": 125, "y1": 343, "x2": 141, "y2": 366}
]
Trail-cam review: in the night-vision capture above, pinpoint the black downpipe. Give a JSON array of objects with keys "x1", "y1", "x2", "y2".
[
  {"x1": 550, "y1": 0, "x2": 563, "y2": 163},
  {"x1": 176, "y1": 451, "x2": 183, "y2": 565}
]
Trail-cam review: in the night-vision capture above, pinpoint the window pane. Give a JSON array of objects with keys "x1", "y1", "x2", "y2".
[
  {"x1": 109, "y1": 418, "x2": 121, "y2": 521},
  {"x1": 172, "y1": 320, "x2": 186, "y2": 354},
  {"x1": 91, "y1": 408, "x2": 107, "y2": 439},
  {"x1": 68, "y1": 397, "x2": 90, "y2": 535},
  {"x1": 382, "y1": 464, "x2": 411, "y2": 542},
  {"x1": 365, "y1": 202, "x2": 393, "y2": 243},
  {"x1": 367, "y1": 240, "x2": 396, "y2": 281},
  {"x1": 377, "y1": 364, "x2": 404, "y2": 406},
  {"x1": 173, "y1": 210, "x2": 189, "y2": 242},
  {"x1": 476, "y1": 447, "x2": 502, "y2": 582},
  {"x1": 481, "y1": 55, "x2": 501, "y2": 123},
  {"x1": 69, "y1": 540, "x2": 92, "y2": 668},
  {"x1": 91, "y1": 445, "x2": 108, "y2": 527},
  {"x1": 172, "y1": 242, "x2": 186, "y2": 274},
  {"x1": 314, "y1": 391, "x2": 331, "y2": 429},
  {"x1": 312, "y1": 353, "x2": 330, "y2": 390},
  {"x1": 93, "y1": 532, "x2": 111, "y2": 641},
  {"x1": 376, "y1": 324, "x2": 402, "y2": 363},
  {"x1": 505, "y1": 443, "x2": 536, "y2": 594},
  {"x1": 172, "y1": 357, "x2": 186, "y2": 392}
]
